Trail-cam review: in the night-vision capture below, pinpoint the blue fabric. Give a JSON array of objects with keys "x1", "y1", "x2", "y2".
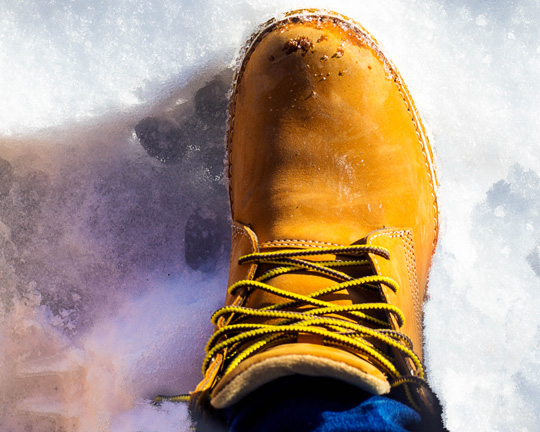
[{"x1": 223, "y1": 375, "x2": 422, "y2": 432}]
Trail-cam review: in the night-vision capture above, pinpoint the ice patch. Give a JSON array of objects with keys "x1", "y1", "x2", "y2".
[{"x1": 0, "y1": 274, "x2": 223, "y2": 431}]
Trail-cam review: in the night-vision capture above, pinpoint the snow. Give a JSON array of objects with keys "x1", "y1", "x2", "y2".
[{"x1": 1, "y1": 0, "x2": 539, "y2": 431}]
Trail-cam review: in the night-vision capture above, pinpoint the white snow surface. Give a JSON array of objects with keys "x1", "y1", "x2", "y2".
[{"x1": 1, "y1": 0, "x2": 540, "y2": 431}]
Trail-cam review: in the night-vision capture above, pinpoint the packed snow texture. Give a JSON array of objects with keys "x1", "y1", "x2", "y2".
[{"x1": 1, "y1": 0, "x2": 539, "y2": 431}]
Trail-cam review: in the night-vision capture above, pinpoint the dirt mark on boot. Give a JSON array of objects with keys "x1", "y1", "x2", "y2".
[
  {"x1": 316, "y1": 34, "x2": 329, "y2": 43},
  {"x1": 332, "y1": 41, "x2": 345, "y2": 58},
  {"x1": 283, "y1": 37, "x2": 313, "y2": 56}
]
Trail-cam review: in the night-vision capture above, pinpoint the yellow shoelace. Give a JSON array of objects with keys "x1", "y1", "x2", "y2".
[{"x1": 155, "y1": 245, "x2": 427, "y2": 408}]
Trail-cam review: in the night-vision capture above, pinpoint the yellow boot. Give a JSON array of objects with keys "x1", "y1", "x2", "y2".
[{"x1": 193, "y1": 8, "x2": 440, "y2": 425}]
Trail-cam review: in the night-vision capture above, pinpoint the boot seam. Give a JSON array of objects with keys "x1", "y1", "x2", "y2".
[
  {"x1": 260, "y1": 239, "x2": 344, "y2": 248},
  {"x1": 393, "y1": 83, "x2": 439, "y2": 251}
]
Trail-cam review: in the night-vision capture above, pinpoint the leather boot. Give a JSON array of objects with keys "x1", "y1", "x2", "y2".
[{"x1": 192, "y1": 8, "x2": 441, "y2": 427}]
